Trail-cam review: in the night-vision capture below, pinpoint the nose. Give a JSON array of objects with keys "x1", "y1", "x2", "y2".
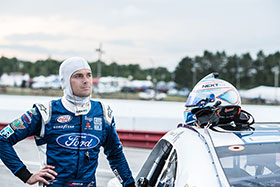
[
  {"x1": 83, "y1": 76, "x2": 91, "y2": 84},
  {"x1": 83, "y1": 77, "x2": 89, "y2": 83}
]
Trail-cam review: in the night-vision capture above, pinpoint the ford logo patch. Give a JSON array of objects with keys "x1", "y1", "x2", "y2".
[{"x1": 56, "y1": 133, "x2": 100, "y2": 149}]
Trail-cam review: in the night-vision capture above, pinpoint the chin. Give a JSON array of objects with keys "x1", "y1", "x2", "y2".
[
  {"x1": 83, "y1": 93, "x2": 91, "y2": 97},
  {"x1": 76, "y1": 93, "x2": 91, "y2": 97}
]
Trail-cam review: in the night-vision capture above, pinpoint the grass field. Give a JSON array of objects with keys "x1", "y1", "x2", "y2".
[{"x1": 0, "y1": 86, "x2": 187, "y2": 102}]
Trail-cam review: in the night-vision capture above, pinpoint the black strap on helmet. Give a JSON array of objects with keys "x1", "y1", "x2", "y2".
[
  {"x1": 192, "y1": 102, "x2": 255, "y2": 130},
  {"x1": 192, "y1": 106, "x2": 219, "y2": 128}
]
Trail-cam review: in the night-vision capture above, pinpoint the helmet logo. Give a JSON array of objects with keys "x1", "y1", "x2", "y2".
[{"x1": 202, "y1": 83, "x2": 218, "y2": 88}]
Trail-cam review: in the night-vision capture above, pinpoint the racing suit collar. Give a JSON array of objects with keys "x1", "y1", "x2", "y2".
[{"x1": 62, "y1": 96, "x2": 91, "y2": 116}]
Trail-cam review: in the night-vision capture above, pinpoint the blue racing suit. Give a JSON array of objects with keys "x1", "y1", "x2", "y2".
[{"x1": 0, "y1": 99, "x2": 134, "y2": 186}]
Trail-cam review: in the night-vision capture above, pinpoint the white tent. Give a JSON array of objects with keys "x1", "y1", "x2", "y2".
[
  {"x1": 240, "y1": 85, "x2": 280, "y2": 103},
  {"x1": 0, "y1": 72, "x2": 30, "y2": 87}
]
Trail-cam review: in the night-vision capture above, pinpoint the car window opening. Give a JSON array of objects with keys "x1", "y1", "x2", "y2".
[{"x1": 136, "y1": 139, "x2": 173, "y2": 187}]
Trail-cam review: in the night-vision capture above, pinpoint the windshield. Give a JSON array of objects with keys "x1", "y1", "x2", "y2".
[{"x1": 216, "y1": 143, "x2": 280, "y2": 186}]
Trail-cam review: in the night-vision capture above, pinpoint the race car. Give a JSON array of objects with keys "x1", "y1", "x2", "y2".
[
  {"x1": 134, "y1": 123, "x2": 280, "y2": 187},
  {"x1": 108, "y1": 107, "x2": 280, "y2": 187},
  {"x1": 109, "y1": 73, "x2": 280, "y2": 186}
]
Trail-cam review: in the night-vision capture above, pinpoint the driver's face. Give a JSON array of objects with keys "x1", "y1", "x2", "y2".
[{"x1": 70, "y1": 69, "x2": 92, "y2": 97}]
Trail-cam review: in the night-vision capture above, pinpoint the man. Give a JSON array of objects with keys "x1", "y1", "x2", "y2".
[{"x1": 0, "y1": 57, "x2": 135, "y2": 186}]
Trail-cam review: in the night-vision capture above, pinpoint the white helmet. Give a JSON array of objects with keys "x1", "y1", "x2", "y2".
[{"x1": 184, "y1": 73, "x2": 241, "y2": 124}]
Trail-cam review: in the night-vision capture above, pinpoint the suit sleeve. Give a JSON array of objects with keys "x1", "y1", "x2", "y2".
[
  {"x1": 0, "y1": 106, "x2": 42, "y2": 183},
  {"x1": 101, "y1": 103, "x2": 135, "y2": 187}
]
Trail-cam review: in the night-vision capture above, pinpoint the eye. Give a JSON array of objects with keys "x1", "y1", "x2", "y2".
[{"x1": 73, "y1": 74, "x2": 82, "y2": 78}]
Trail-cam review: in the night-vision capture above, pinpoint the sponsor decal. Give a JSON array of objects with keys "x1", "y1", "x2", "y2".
[
  {"x1": 22, "y1": 113, "x2": 32, "y2": 124},
  {"x1": 113, "y1": 169, "x2": 123, "y2": 183},
  {"x1": 107, "y1": 106, "x2": 113, "y2": 119},
  {"x1": 75, "y1": 103, "x2": 90, "y2": 115},
  {"x1": 0, "y1": 125, "x2": 14, "y2": 138},
  {"x1": 76, "y1": 109, "x2": 88, "y2": 114},
  {"x1": 66, "y1": 182, "x2": 84, "y2": 186},
  {"x1": 94, "y1": 117, "x2": 102, "y2": 131},
  {"x1": 85, "y1": 116, "x2": 93, "y2": 130},
  {"x1": 28, "y1": 108, "x2": 38, "y2": 116},
  {"x1": 56, "y1": 115, "x2": 72, "y2": 123},
  {"x1": 53, "y1": 124, "x2": 75, "y2": 129},
  {"x1": 169, "y1": 130, "x2": 185, "y2": 143},
  {"x1": 224, "y1": 107, "x2": 235, "y2": 113},
  {"x1": 38, "y1": 104, "x2": 47, "y2": 114},
  {"x1": 228, "y1": 145, "x2": 244, "y2": 151},
  {"x1": 56, "y1": 133, "x2": 100, "y2": 149},
  {"x1": 202, "y1": 83, "x2": 218, "y2": 88},
  {"x1": 66, "y1": 181, "x2": 95, "y2": 187},
  {"x1": 86, "y1": 122, "x2": 91, "y2": 129},
  {"x1": 85, "y1": 116, "x2": 93, "y2": 122},
  {"x1": 11, "y1": 118, "x2": 26, "y2": 130}
]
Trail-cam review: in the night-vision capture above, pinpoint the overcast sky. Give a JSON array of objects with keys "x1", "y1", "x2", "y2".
[{"x1": 0, "y1": 0, "x2": 279, "y2": 71}]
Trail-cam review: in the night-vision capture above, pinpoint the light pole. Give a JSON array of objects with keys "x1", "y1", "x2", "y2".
[
  {"x1": 191, "y1": 62, "x2": 198, "y2": 87},
  {"x1": 96, "y1": 43, "x2": 104, "y2": 78},
  {"x1": 272, "y1": 66, "x2": 279, "y2": 103},
  {"x1": 236, "y1": 59, "x2": 240, "y2": 90}
]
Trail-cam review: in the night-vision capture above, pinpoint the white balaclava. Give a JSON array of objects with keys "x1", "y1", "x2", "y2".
[{"x1": 59, "y1": 57, "x2": 92, "y2": 107}]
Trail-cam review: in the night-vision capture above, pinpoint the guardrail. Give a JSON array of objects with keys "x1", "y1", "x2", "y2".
[
  {"x1": 0, "y1": 123, "x2": 8, "y2": 130},
  {"x1": 117, "y1": 129, "x2": 167, "y2": 149},
  {"x1": 0, "y1": 122, "x2": 166, "y2": 149}
]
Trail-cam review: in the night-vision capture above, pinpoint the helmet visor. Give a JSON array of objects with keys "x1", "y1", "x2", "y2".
[{"x1": 185, "y1": 92, "x2": 215, "y2": 107}]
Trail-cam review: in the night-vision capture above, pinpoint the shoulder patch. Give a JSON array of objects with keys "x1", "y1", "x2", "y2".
[
  {"x1": 34, "y1": 101, "x2": 52, "y2": 137},
  {"x1": 0, "y1": 125, "x2": 14, "y2": 139},
  {"x1": 34, "y1": 102, "x2": 51, "y2": 124},
  {"x1": 100, "y1": 101, "x2": 114, "y2": 125},
  {"x1": 11, "y1": 118, "x2": 26, "y2": 130}
]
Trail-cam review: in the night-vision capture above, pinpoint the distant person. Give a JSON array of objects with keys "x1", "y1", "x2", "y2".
[{"x1": 0, "y1": 57, "x2": 135, "y2": 187}]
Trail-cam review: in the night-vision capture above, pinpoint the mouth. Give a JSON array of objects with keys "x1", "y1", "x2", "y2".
[{"x1": 82, "y1": 87, "x2": 91, "y2": 90}]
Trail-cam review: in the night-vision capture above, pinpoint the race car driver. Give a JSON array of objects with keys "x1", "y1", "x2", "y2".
[{"x1": 0, "y1": 57, "x2": 135, "y2": 186}]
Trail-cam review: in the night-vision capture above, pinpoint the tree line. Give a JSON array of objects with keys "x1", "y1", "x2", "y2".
[
  {"x1": 0, "y1": 50, "x2": 280, "y2": 90},
  {"x1": 175, "y1": 50, "x2": 280, "y2": 89}
]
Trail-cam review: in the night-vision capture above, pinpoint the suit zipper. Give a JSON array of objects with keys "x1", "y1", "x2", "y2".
[{"x1": 75, "y1": 115, "x2": 83, "y2": 179}]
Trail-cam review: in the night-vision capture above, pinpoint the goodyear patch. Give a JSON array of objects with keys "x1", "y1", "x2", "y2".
[
  {"x1": 11, "y1": 118, "x2": 26, "y2": 130},
  {"x1": 0, "y1": 125, "x2": 14, "y2": 138}
]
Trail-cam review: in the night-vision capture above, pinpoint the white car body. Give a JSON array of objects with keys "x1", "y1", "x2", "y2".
[{"x1": 108, "y1": 123, "x2": 280, "y2": 187}]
